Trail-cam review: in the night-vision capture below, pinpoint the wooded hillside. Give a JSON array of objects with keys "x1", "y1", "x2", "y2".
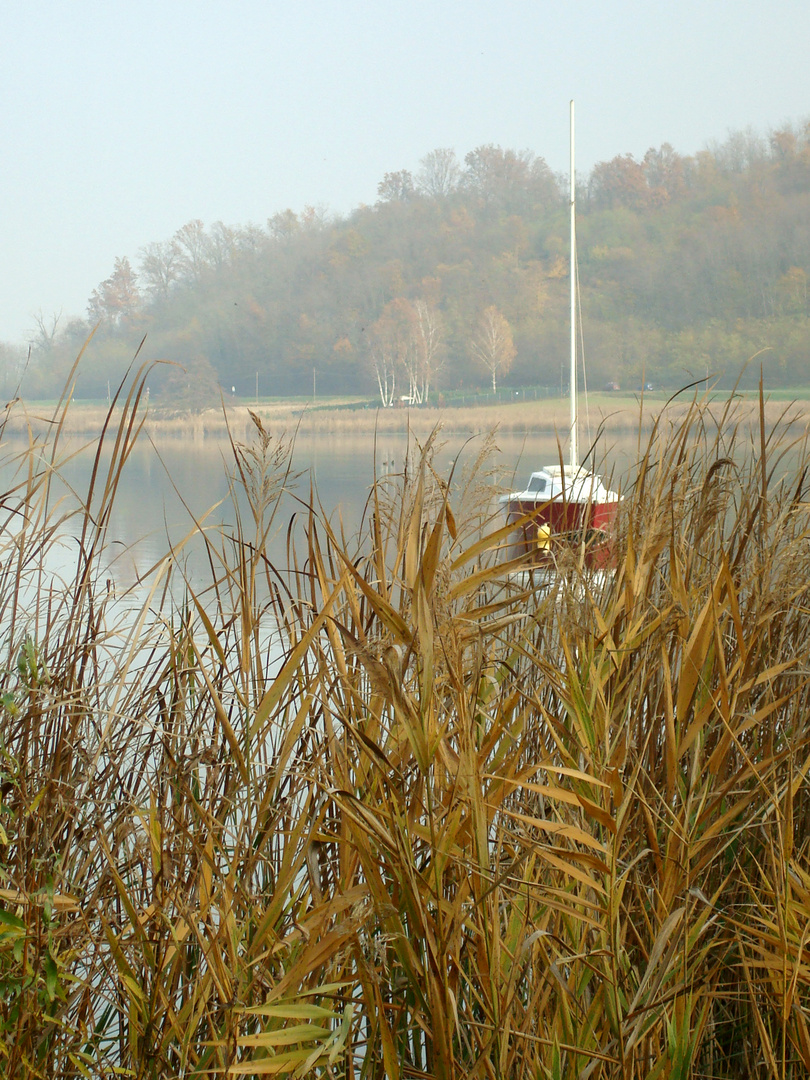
[{"x1": 11, "y1": 123, "x2": 810, "y2": 403}]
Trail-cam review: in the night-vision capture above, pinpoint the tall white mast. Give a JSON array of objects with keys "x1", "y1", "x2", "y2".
[{"x1": 569, "y1": 99, "x2": 578, "y2": 472}]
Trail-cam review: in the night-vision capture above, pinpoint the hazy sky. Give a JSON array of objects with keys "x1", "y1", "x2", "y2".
[{"x1": 2, "y1": 0, "x2": 807, "y2": 344}]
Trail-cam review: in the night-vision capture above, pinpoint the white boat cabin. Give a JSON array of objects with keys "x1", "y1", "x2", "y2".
[{"x1": 502, "y1": 465, "x2": 617, "y2": 505}]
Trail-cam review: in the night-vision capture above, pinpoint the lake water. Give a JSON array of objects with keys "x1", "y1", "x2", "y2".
[{"x1": 1, "y1": 427, "x2": 638, "y2": 594}]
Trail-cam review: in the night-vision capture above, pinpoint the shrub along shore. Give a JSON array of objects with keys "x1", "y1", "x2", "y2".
[{"x1": 2, "y1": 372, "x2": 810, "y2": 1077}]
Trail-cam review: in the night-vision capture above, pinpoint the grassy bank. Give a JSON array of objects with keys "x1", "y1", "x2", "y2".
[
  {"x1": 6, "y1": 386, "x2": 810, "y2": 440},
  {"x1": 2, "y1": 371, "x2": 810, "y2": 1078}
]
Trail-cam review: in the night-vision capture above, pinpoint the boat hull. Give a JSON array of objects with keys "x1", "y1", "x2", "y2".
[{"x1": 504, "y1": 496, "x2": 618, "y2": 569}]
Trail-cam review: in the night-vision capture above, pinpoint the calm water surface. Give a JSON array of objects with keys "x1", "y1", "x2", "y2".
[{"x1": 2, "y1": 429, "x2": 639, "y2": 593}]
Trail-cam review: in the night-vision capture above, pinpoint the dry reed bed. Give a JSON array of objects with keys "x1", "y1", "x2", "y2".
[
  {"x1": 2, "y1": 369, "x2": 810, "y2": 1078},
  {"x1": 5, "y1": 393, "x2": 808, "y2": 441}
]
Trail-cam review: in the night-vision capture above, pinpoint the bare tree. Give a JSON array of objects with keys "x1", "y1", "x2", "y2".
[
  {"x1": 0, "y1": 339, "x2": 28, "y2": 395},
  {"x1": 365, "y1": 298, "x2": 445, "y2": 405},
  {"x1": 208, "y1": 221, "x2": 237, "y2": 269},
  {"x1": 367, "y1": 331, "x2": 397, "y2": 407},
  {"x1": 139, "y1": 240, "x2": 181, "y2": 300},
  {"x1": 28, "y1": 309, "x2": 62, "y2": 353},
  {"x1": 173, "y1": 220, "x2": 210, "y2": 283},
  {"x1": 234, "y1": 222, "x2": 268, "y2": 255},
  {"x1": 413, "y1": 299, "x2": 444, "y2": 402},
  {"x1": 463, "y1": 145, "x2": 558, "y2": 212},
  {"x1": 416, "y1": 149, "x2": 460, "y2": 199},
  {"x1": 367, "y1": 299, "x2": 418, "y2": 406},
  {"x1": 470, "y1": 305, "x2": 516, "y2": 392}
]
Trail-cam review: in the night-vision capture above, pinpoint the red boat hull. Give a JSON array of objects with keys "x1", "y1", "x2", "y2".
[{"x1": 504, "y1": 496, "x2": 619, "y2": 569}]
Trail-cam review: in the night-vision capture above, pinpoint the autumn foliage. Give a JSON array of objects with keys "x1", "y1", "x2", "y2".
[{"x1": 9, "y1": 122, "x2": 810, "y2": 403}]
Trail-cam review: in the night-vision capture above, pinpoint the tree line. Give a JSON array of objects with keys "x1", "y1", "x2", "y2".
[{"x1": 5, "y1": 122, "x2": 810, "y2": 404}]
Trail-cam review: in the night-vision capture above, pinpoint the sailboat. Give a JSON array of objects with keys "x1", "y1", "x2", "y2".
[{"x1": 501, "y1": 102, "x2": 619, "y2": 569}]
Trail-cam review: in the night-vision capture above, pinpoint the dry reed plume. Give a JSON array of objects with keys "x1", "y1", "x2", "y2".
[{"x1": 2, "y1": 364, "x2": 810, "y2": 1078}]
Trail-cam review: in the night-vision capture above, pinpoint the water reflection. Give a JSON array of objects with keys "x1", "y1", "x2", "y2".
[{"x1": 0, "y1": 429, "x2": 636, "y2": 593}]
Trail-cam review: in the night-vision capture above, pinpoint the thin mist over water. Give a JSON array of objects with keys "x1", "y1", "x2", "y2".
[{"x1": 0, "y1": 428, "x2": 641, "y2": 591}]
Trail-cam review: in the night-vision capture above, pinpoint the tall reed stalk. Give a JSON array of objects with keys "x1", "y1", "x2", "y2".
[{"x1": 2, "y1": 371, "x2": 810, "y2": 1079}]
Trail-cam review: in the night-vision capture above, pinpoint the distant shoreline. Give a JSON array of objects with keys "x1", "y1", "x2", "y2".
[{"x1": 3, "y1": 392, "x2": 808, "y2": 441}]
